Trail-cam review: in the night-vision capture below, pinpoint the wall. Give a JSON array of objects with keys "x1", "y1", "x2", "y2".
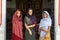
[
  {"x1": 0, "y1": 0, "x2": 60, "y2": 40},
  {"x1": 6, "y1": 0, "x2": 16, "y2": 23},
  {"x1": 6, "y1": 0, "x2": 16, "y2": 8},
  {"x1": 42, "y1": 0, "x2": 51, "y2": 9},
  {"x1": 0, "y1": 0, "x2": 6, "y2": 40},
  {"x1": 55, "y1": 0, "x2": 60, "y2": 40}
]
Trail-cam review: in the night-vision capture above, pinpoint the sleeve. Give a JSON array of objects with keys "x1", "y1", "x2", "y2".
[
  {"x1": 49, "y1": 19, "x2": 52, "y2": 26},
  {"x1": 39, "y1": 19, "x2": 42, "y2": 28},
  {"x1": 12, "y1": 17, "x2": 18, "y2": 24},
  {"x1": 12, "y1": 17, "x2": 17, "y2": 27},
  {"x1": 24, "y1": 16, "x2": 29, "y2": 25}
]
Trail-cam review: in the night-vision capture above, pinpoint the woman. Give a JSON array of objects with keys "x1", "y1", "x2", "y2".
[
  {"x1": 24, "y1": 9, "x2": 37, "y2": 40},
  {"x1": 12, "y1": 10, "x2": 23, "y2": 40},
  {"x1": 39, "y1": 11, "x2": 52, "y2": 40}
]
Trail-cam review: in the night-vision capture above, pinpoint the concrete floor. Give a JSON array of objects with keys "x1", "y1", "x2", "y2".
[{"x1": 0, "y1": 31, "x2": 4, "y2": 40}]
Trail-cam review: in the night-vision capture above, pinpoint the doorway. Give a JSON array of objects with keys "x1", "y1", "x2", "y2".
[{"x1": 6, "y1": 0, "x2": 54, "y2": 40}]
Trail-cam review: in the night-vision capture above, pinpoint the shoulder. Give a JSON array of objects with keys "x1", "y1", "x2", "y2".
[
  {"x1": 41, "y1": 19, "x2": 43, "y2": 21},
  {"x1": 24, "y1": 16, "x2": 29, "y2": 20},
  {"x1": 24, "y1": 16, "x2": 28, "y2": 18},
  {"x1": 48, "y1": 18, "x2": 52, "y2": 22}
]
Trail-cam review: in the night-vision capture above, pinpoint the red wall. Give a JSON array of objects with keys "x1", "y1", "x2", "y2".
[
  {"x1": 0, "y1": 0, "x2": 2, "y2": 25},
  {"x1": 58, "y1": 0, "x2": 60, "y2": 26}
]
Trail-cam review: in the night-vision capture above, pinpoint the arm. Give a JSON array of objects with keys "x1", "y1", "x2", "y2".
[
  {"x1": 28, "y1": 24, "x2": 36, "y2": 28},
  {"x1": 28, "y1": 21, "x2": 37, "y2": 28},
  {"x1": 29, "y1": 16, "x2": 37, "y2": 28},
  {"x1": 47, "y1": 26, "x2": 51, "y2": 32},
  {"x1": 25, "y1": 23, "x2": 31, "y2": 31},
  {"x1": 39, "y1": 27, "x2": 47, "y2": 32},
  {"x1": 25, "y1": 23, "x2": 32, "y2": 35},
  {"x1": 39, "y1": 26, "x2": 51, "y2": 33}
]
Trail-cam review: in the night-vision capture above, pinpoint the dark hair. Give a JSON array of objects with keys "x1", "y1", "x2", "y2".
[
  {"x1": 42, "y1": 11, "x2": 46, "y2": 14},
  {"x1": 28, "y1": 8, "x2": 33, "y2": 12},
  {"x1": 16, "y1": 9, "x2": 22, "y2": 16},
  {"x1": 26, "y1": 8, "x2": 33, "y2": 15},
  {"x1": 28, "y1": 8, "x2": 32, "y2": 11}
]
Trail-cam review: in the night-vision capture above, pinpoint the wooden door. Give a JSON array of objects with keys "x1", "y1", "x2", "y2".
[{"x1": 16, "y1": 0, "x2": 43, "y2": 22}]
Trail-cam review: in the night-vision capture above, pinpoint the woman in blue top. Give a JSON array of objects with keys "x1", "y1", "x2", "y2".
[{"x1": 39, "y1": 11, "x2": 52, "y2": 40}]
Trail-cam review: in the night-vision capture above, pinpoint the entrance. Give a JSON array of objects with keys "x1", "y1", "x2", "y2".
[
  {"x1": 6, "y1": 0, "x2": 54, "y2": 40},
  {"x1": 16, "y1": 0, "x2": 43, "y2": 21}
]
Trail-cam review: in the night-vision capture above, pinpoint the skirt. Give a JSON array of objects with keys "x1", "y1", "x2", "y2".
[
  {"x1": 39, "y1": 32, "x2": 51, "y2": 40},
  {"x1": 24, "y1": 28, "x2": 37, "y2": 40}
]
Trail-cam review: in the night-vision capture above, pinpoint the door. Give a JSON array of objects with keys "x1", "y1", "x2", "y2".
[{"x1": 16, "y1": 0, "x2": 43, "y2": 22}]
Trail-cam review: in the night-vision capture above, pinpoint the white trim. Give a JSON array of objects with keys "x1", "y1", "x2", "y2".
[
  {"x1": 0, "y1": 0, "x2": 6, "y2": 40},
  {"x1": 55, "y1": 0, "x2": 60, "y2": 40}
]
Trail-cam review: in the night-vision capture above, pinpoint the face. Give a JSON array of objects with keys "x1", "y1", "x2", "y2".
[
  {"x1": 42, "y1": 12, "x2": 48, "y2": 18},
  {"x1": 28, "y1": 9, "x2": 33, "y2": 15},
  {"x1": 17, "y1": 11, "x2": 21, "y2": 17}
]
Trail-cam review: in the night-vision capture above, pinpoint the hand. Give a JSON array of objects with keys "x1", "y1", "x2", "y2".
[
  {"x1": 26, "y1": 26, "x2": 29, "y2": 29},
  {"x1": 45, "y1": 33, "x2": 49, "y2": 37},
  {"x1": 32, "y1": 24, "x2": 35, "y2": 27},
  {"x1": 29, "y1": 30, "x2": 32, "y2": 36},
  {"x1": 39, "y1": 27, "x2": 43, "y2": 30}
]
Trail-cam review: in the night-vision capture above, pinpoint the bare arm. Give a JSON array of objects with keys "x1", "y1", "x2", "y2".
[
  {"x1": 25, "y1": 23, "x2": 31, "y2": 31},
  {"x1": 28, "y1": 24, "x2": 35, "y2": 28},
  {"x1": 25, "y1": 23, "x2": 32, "y2": 35},
  {"x1": 47, "y1": 26, "x2": 51, "y2": 32}
]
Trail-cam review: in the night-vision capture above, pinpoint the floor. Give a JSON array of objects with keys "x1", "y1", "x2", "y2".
[
  {"x1": 6, "y1": 23, "x2": 54, "y2": 40},
  {"x1": 0, "y1": 31, "x2": 4, "y2": 40}
]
